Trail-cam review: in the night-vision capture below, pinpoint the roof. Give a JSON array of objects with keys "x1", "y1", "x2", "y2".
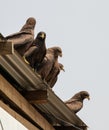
[{"x1": 0, "y1": 42, "x2": 87, "y2": 130}]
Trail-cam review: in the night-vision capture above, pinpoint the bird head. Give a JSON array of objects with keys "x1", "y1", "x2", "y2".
[
  {"x1": 53, "y1": 46, "x2": 62, "y2": 57},
  {"x1": 80, "y1": 91, "x2": 90, "y2": 100},
  {"x1": 26, "y1": 17, "x2": 36, "y2": 27},
  {"x1": 72, "y1": 91, "x2": 90, "y2": 101},
  {"x1": 37, "y1": 32, "x2": 46, "y2": 40},
  {"x1": 59, "y1": 63, "x2": 65, "y2": 72}
]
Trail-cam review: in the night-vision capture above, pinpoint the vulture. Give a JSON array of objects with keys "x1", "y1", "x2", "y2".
[
  {"x1": 24, "y1": 31, "x2": 46, "y2": 69},
  {"x1": 5, "y1": 17, "x2": 36, "y2": 56},
  {"x1": 65, "y1": 91, "x2": 90, "y2": 113},
  {"x1": 37, "y1": 46, "x2": 62, "y2": 80},
  {"x1": 46, "y1": 62, "x2": 64, "y2": 88}
]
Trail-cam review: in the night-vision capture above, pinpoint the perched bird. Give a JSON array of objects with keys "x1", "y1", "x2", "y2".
[
  {"x1": 5, "y1": 17, "x2": 36, "y2": 56},
  {"x1": 24, "y1": 31, "x2": 46, "y2": 69},
  {"x1": 65, "y1": 91, "x2": 90, "y2": 113},
  {"x1": 46, "y1": 62, "x2": 65, "y2": 88},
  {"x1": 37, "y1": 46, "x2": 62, "y2": 80}
]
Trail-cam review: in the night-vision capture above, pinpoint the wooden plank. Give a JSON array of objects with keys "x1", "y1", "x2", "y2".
[
  {"x1": 23, "y1": 90, "x2": 48, "y2": 104},
  {"x1": 0, "y1": 41, "x2": 14, "y2": 55},
  {"x1": 0, "y1": 53, "x2": 47, "y2": 90},
  {"x1": 0, "y1": 75, "x2": 55, "y2": 130},
  {"x1": 0, "y1": 100, "x2": 40, "y2": 130}
]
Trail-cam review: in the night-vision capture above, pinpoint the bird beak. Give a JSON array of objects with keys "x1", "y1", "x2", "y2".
[
  {"x1": 86, "y1": 96, "x2": 90, "y2": 100},
  {"x1": 59, "y1": 53, "x2": 62, "y2": 57},
  {"x1": 62, "y1": 68, "x2": 65, "y2": 72},
  {"x1": 40, "y1": 33, "x2": 45, "y2": 39}
]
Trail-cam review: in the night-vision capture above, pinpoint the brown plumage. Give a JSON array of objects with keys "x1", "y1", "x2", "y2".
[
  {"x1": 37, "y1": 46, "x2": 62, "y2": 80},
  {"x1": 24, "y1": 32, "x2": 46, "y2": 69},
  {"x1": 5, "y1": 17, "x2": 36, "y2": 56},
  {"x1": 65, "y1": 91, "x2": 90, "y2": 113},
  {"x1": 46, "y1": 62, "x2": 64, "y2": 88}
]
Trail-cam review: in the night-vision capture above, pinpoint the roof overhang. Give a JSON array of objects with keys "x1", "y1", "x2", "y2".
[{"x1": 0, "y1": 41, "x2": 87, "y2": 130}]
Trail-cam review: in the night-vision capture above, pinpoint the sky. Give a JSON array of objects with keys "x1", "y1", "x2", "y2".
[{"x1": 0, "y1": 0, "x2": 109, "y2": 130}]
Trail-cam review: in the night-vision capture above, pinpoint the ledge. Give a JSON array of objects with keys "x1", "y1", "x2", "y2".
[{"x1": 0, "y1": 41, "x2": 87, "y2": 130}]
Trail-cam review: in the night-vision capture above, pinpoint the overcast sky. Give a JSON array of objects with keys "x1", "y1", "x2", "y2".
[{"x1": 0, "y1": 0, "x2": 109, "y2": 130}]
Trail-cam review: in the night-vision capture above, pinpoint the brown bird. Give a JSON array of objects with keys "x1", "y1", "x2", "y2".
[
  {"x1": 5, "y1": 17, "x2": 36, "y2": 56},
  {"x1": 46, "y1": 62, "x2": 64, "y2": 88},
  {"x1": 24, "y1": 31, "x2": 46, "y2": 69},
  {"x1": 37, "y1": 46, "x2": 62, "y2": 80},
  {"x1": 65, "y1": 91, "x2": 90, "y2": 113}
]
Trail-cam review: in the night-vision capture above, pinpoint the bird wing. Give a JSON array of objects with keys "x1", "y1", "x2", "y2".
[
  {"x1": 6, "y1": 31, "x2": 33, "y2": 45},
  {"x1": 24, "y1": 46, "x2": 37, "y2": 57},
  {"x1": 5, "y1": 31, "x2": 32, "y2": 39},
  {"x1": 66, "y1": 100, "x2": 82, "y2": 113},
  {"x1": 46, "y1": 61, "x2": 60, "y2": 88},
  {"x1": 64, "y1": 98, "x2": 78, "y2": 104}
]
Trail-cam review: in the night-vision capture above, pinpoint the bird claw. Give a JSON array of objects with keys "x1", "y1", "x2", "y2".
[{"x1": 23, "y1": 56, "x2": 30, "y2": 65}]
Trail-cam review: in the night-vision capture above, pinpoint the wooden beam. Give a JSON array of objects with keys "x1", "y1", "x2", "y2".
[
  {"x1": 0, "y1": 100, "x2": 40, "y2": 130},
  {"x1": 0, "y1": 41, "x2": 14, "y2": 55},
  {"x1": 0, "y1": 75, "x2": 55, "y2": 130},
  {"x1": 23, "y1": 90, "x2": 48, "y2": 104}
]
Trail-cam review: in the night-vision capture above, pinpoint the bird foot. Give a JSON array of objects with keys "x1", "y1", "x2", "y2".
[{"x1": 23, "y1": 56, "x2": 30, "y2": 65}]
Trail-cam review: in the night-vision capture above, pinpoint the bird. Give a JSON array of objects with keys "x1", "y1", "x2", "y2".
[
  {"x1": 5, "y1": 17, "x2": 36, "y2": 56},
  {"x1": 23, "y1": 31, "x2": 46, "y2": 69},
  {"x1": 37, "y1": 46, "x2": 62, "y2": 80},
  {"x1": 64, "y1": 91, "x2": 90, "y2": 113},
  {"x1": 46, "y1": 62, "x2": 65, "y2": 88}
]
